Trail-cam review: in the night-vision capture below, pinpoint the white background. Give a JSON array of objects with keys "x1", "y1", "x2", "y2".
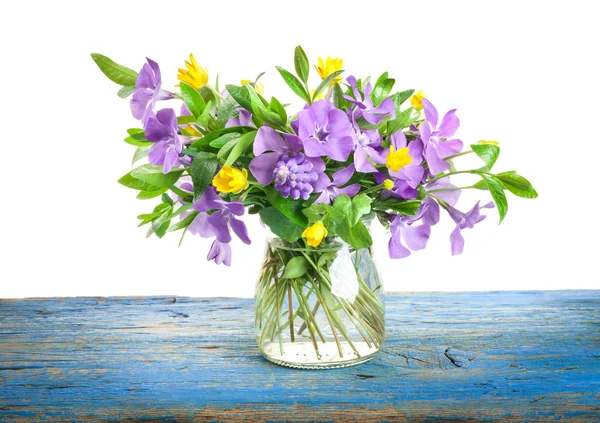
[{"x1": 1, "y1": 0, "x2": 599, "y2": 298}]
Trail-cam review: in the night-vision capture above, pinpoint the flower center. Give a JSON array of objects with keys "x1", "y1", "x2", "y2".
[
  {"x1": 386, "y1": 146, "x2": 412, "y2": 172},
  {"x1": 313, "y1": 124, "x2": 331, "y2": 143}
]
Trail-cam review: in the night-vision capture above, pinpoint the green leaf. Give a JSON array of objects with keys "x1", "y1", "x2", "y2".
[
  {"x1": 124, "y1": 131, "x2": 152, "y2": 147},
  {"x1": 332, "y1": 194, "x2": 371, "y2": 226},
  {"x1": 330, "y1": 195, "x2": 373, "y2": 250},
  {"x1": 312, "y1": 70, "x2": 344, "y2": 101},
  {"x1": 276, "y1": 66, "x2": 310, "y2": 103},
  {"x1": 180, "y1": 82, "x2": 206, "y2": 119},
  {"x1": 332, "y1": 82, "x2": 349, "y2": 109},
  {"x1": 373, "y1": 199, "x2": 421, "y2": 215},
  {"x1": 496, "y1": 172, "x2": 538, "y2": 199},
  {"x1": 161, "y1": 193, "x2": 173, "y2": 205},
  {"x1": 177, "y1": 115, "x2": 196, "y2": 125},
  {"x1": 167, "y1": 210, "x2": 199, "y2": 232},
  {"x1": 336, "y1": 219, "x2": 373, "y2": 250},
  {"x1": 225, "y1": 84, "x2": 253, "y2": 112},
  {"x1": 130, "y1": 164, "x2": 184, "y2": 188},
  {"x1": 118, "y1": 172, "x2": 156, "y2": 191},
  {"x1": 481, "y1": 174, "x2": 508, "y2": 223},
  {"x1": 91, "y1": 53, "x2": 138, "y2": 86},
  {"x1": 259, "y1": 207, "x2": 304, "y2": 242},
  {"x1": 371, "y1": 74, "x2": 395, "y2": 106},
  {"x1": 387, "y1": 108, "x2": 414, "y2": 135},
  {"x1": 391, "y1": 90, "x2": 415, "y2": 111},
  {"x1": 136, "y1": 187, "x2": 168, "y2": 200},
  {"x1": 189, "y1": 126, "x2": 250, "y2": 150},
  {"x1": 267, "y1": 189, "x2": 309, "y2": 227},
  {"x1": 225, "y1": 130, "x2": 257, "y2": 166},
  {"x1": 209, "y1": 133, "x2": 240, "y2": 148},
  {"x1": 216, "y1": 98, "x2": 239, "y2": 129},
  {"x1": 191, "y1": 151, "x2": 219, "y2": 201},
  {"x1": 137, "y1": 203, "x2": 171, "y2": 224},
  {"x1": 269, "y1": 96, "x2": 288, "y2": 124},
  {"x1": 217, "y1": 137, "x2": 239, "y2": 160},
  {"x1": 117, "y1": 85, "x2": 135, "y2": 98},
  {"x1": 132, "y1": 146, "x2": 150, "y2": 164},
  {"x1": 281, "y1": 256, "x2": 310, "y2": 279},
  {"x1": 294, "y1": 45, "x2": 310, "y2": 84},
  {"x1": 471, "y1": 143, "x2": 500, "y2": 171}
]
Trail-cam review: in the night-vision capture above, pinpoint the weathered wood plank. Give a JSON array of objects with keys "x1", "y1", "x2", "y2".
[{"x1": 0, "y1": 291, "x2": 599, "y2": 422}]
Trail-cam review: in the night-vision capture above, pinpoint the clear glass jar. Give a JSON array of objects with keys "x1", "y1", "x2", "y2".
[{"x1": 255, "y1": 231, "x2": 385, "y2": 369}]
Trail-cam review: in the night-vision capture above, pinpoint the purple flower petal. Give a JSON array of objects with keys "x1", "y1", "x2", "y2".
[
  {"x1": 207, "y1": 211, "x2": 232, "y2": 243},
  {"x1": 332, "y1": 164, "x2": 356, "y2": 186},
  {"x1": 249, "y1": 152, "x2": 281, "y2": 185},
  {"x1": 421, "y1": 98, "x2": 439, "y2": 128},
  {"x1": 437, "y1": 109, "x2": 460, "y2": 138},
  {"x1": 230, "y1": 216, "x2": 251, "y2": 245},
  {"x1": 450, "y1": 226, "x2": 464, "y2": 255},
  {"x1": 253, "y1": 126, "x2": 288, "y2": 155},
  {"x1": 207, "y1": 240, "x2": 232, "y2": 266},
  {"x1": 402, "y1": 224, "x2": 431, "y2": 251}
]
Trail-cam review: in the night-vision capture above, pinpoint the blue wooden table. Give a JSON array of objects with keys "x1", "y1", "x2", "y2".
[{"x1": 1, "y1": 291, "x2": 599, "y2": 422}]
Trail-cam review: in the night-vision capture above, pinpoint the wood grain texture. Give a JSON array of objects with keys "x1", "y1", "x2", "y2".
[{"x1": 0, "y1": 291, "x2": 599, "y2": 422}]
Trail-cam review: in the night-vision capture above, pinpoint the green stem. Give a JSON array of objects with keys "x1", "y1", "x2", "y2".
[
  {"x1": 427, "y1": 169, "x2": 485, "y2": 185},
  {"x1": 444, "y1": 150, "x2": 474, "y2": 161},
  {"x1": 427, "y1": 186, "x2": 475, "y2": 194},
  {"x1": 287, "y1": 282, "x2": 295, "y2": 343}
]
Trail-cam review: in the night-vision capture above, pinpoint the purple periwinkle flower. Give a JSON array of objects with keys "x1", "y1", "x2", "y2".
[
  {"x1": 315, "y1": 164, "x2": 360, "y2": 204},
  {"x1": 386, "y1": 131, "x2": 425, "y2": 189},
  {"x1": 349, "y1": 112, "x2": 385, "y2": 173},
  {"x1": 446, "y1": 201, "x2": 495, "y2": 255},
  {"x1": 144, "y1": 108, "x2": 188, "y2": 174},
  {"x1": 226, "y1": 109, "x2": 255, "y2": 128},
  {"x1": 344, "y1": 76, "x2": 396, "y2": 125},
  {"x1": 388, "y1": 197, "x2": 440, "y2": 259},
  {"x1": 297, "y1": 100, "x2": 354, "y2": 162},
  {"x1": 207, "y1": 240, "x2": 232, "y2": 266},
  {"x1": 130, "y1": 58, "x2": 173, "y2": 124},
  {"x1": 249, "y1": 126, "x2": 329, "y2": 198},
  {"x1": 188, "y1": 187, "x2": 251, "y2": 266},
  {"x1": 419, "y1": 99, "x2": 464, "y2": 175}
]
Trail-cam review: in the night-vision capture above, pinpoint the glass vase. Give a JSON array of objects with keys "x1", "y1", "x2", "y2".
[{"x1": 254, "y1": 230, "x2": 385, "y2": 369}]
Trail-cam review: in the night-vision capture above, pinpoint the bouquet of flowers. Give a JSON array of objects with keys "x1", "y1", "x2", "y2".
[{"x1": 92, "y1": 46, "x2": 536, "y2": 368}]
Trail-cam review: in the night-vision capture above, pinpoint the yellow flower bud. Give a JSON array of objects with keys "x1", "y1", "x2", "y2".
[
  {"x1": 241, "y1": 79, "x2": 264, "y2": 95},
  {"x1": 478, "y1": 140, "x2": 499, "y2": 146},
  {"x1": 315, "y1": 56, "x2": 343, "y2": 86},
  {"x1": 177, "y1": 54, "x2": 208, "y2": 90},
  {"x1": 212, "y1": 166, "x2": 249, "y2": 194},
  {"x1": 383, "y1": 179, "x2": 394, "y2": 190},
  {"x1": 302, "y1": 221, "x2": 328, "y2": 248},
  {"x1": 386, "y1": 146, "x2": 412, "y2": 172},
  {"x1": 410, "y1": 90, "x2": 426, "y2": 111}
]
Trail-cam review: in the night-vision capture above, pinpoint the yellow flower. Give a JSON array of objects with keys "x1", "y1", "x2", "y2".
[
  {"x1": 241, "y1": 79, "x2": 264, "y2": 95},
  {"x1": 310, "y1": 88, "x2": 324, "y2": 101},
  {"x1": 177, "y1": 54, "x2": 208, "y2": 90},
  {"x1": 410, "y1": 90, "x2": 426, "y2": 111},
  {"x1": 302, "y1": 222, "x2": 328, "y2": 248},
  {"x1": 212, "y1": 166, "x2": 249, "y2": 194},
  {"x1": 182, "y1": 125, "x2": 202, "y2": 137},
  {"x1": 478, "y1": 140, "x2": 499, "y2": 146},
  {"x1": 383, "y1": 179, "x2": 394, "y2": 190},
  {"x1": 386, "y1": 146, "x2": 413, "y2": 172},
  {"x1": 315, "y1": 56, "x2": 343, "y2": 85}
]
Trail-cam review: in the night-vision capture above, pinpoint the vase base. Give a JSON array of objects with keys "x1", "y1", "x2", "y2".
[{"x1": 260, "y1": 341, "x2": 380, "y2": 369}]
